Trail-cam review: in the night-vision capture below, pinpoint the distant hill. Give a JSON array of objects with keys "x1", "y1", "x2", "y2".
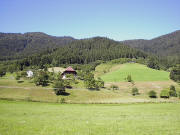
[
  {"x1": 0, "y1": 32, "x2": 75, "y2": 58},
  {"x1": 121, "y1": 30, "x2": 180, "y2": 56},
  {"x1": 40, "y1": 37, "x2": 148, "y2": 65},
  {"x1": 1, "y1": 30, "x2": 179, "y2": 61}
]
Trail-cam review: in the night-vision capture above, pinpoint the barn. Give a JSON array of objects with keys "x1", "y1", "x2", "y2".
[{"x1": 62, "y1": 66, "x2": 77, "y2": 79}]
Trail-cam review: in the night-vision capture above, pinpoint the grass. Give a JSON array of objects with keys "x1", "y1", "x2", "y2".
[
  {"x1": 48, "y1": 67, "x2": 65, "y2": 73},
  {"x1": 0, "y1": 100, "x2": 180, "y2": 135},
  {"x1": 0, "y1": 71, "x2": 179, "y2": 103},
  {"x1": 97, "y1": 63, "x2": 170, "y2": 82}
]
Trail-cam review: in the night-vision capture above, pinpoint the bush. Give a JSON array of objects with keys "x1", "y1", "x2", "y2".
[
  {"x1": 60, "y1": 98, "x2": 66, "y2": 103},
  {"x1": 169, "y1": 90, "x2": 177, "y2": 97},
  {"x1": 147, "y1": 57, "x2": 160, "y2": 70},
  {"x1": 110, "y1": 84, "x2": 119, "y2": 90},
  {"x1": 21, "y1": 71, "x2": 27, "y2": 77},
  {"x1": 53, "y1": 81, "x2": 65, "y2": 95},
  {"x1": 15, "y1": 73, "x2": 21, "y2": 80},
  {"x1": 127, "y1": 75, "x2": 132, "y2": 82},
  {"x1": 132, "y1": 87, "x2": 139, "y2": 96},
  {"x1": 34, "y1": 71, "x2": 49, "y2": 86},
  {"x1": 148, "y1": 90, "x2": 157, "y2": 98},
  {"x1": 0, "y1": 67, "x2": 6, "y2": 77},
  {"x1": 64, "y1": 80, "x2": 72, "y2": 88},
  {"x1": 96, "y1": 77, "x2": 104, "y2": 88},
  {"x1": 170, "y1": 64, "x2": 180, "y2": 82},
  {"x1": 160, "y1": 89, "x2": 169, "y2": 98},
  {"x1": 170, "y1": 85, "x2": 175, "y2": 91},
  {"x1": 8, "y1": 65, "x2": 16, "y2": 73},
  {"x1": 169, "y1": 85, "x2": 177, "y2": 97},
  {"x1": 178, "y1": 91, "x2": 180, "y2": 99}
]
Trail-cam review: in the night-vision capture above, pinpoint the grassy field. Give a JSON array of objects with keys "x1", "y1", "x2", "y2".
[
  {"x1": 0, "y1": 70, "x2": 179, "y2": 103},
  {"x1": 0, "y1": 100, "x2": 180, "y2": 135},
  {"x1": 96, "y1": 63, "x2": 170, "y2": 82},
  {"x1": 48, "y1": 67, "x2": 65, "y2": 73}
]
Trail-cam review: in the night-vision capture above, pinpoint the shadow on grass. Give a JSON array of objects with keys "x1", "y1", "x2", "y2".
[
  {"x1": 56, "y1": 92, "x2": 70, "y2": 96},
  {"x1": 17, "y1": 80, "x2": 24, "y2": 83},
  {"x1": 87, "y1": 88, "x2": 100, "y2": 91}
]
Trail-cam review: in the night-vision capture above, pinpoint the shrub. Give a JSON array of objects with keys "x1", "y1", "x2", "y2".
[
  {"x1": 34, "y1": 71, "x2": 49, "y2": 86},
  {"x1": 170, "y1": 85, "x2": 175, "y2": 91},
  {"x1": 147, "y1": 57, "x2": 160, "y2": 70},
  {"x1": 53, "y1": 81, "x2": 65, "y2": 95},
  {"x1": 170, "y1": 64, "x2": 180, "y2": 82},
  {"x1": 60, "y1": 98, "x2": 66, "y2": 103},
  {"x1": 96, "y1": 77, "x2": 104, "y2": 88},
  {"x1": 132, "y1": 87, "x2": 139, "y2": 96},
  {"x1": 160, "y1": 89, "x2": 169, "y2": 98},
  {"x1": 0, "y1": 67, "x2": 6, "y2": 77},
  {"x1": 127, "y1": 75, "x2": 132, "y2": 82},
  {"x1": 21, "y1": 71, "x2": 27, "y2": 77},
  {"x1": 15, "y1": 73, "x2": 21, "y2": 80},
  {"x1": 148, "y1": 90, "x2": 157, "y2": 98},
  {"x1": 64, "y1": 80, "x2": 72, "y2": 88},
  {"x1": 178, "y1": 91, "x2": 180, "y2": 99},
  {"x1": 169, "y1": 85, "x2": 177, "y2": 97},
  {"x1": 169, "y1": 90, "x2": 177, "y2": 97},
  {"x1": 110, "y1": 84, "x2": 119, "y2": 90}
]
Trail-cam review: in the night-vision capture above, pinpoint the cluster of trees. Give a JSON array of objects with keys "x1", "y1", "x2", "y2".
[
  {"x1": 147, "y1": 57, "x2": 160, "y2": 70},
  {"x1": 160, "y1": 85, "x2": 178, "y2": 98},
  {"x1": 83, "y1": 72, "x2": 104, "y2": 90},
  {"x1": 170, "y1": 64, "x2": 180, "y2": 82},
  {"x1": 148, "y1": 85, "x2": 180, "y2": 98},
  {"x1": 130, "y1": 85, "x2": 180, "y2": 99}
]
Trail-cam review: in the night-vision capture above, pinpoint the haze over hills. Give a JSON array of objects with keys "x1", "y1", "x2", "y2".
[
  {"x1": 121, "y1": 30, "x2": 180, "y2": 57},
  {"x1": 0, "y1": 32, "x2": 75, "y2": 57}
]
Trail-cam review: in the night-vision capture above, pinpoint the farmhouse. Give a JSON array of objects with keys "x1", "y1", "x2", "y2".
[{"x1": 62, "y1": 66, "x2": 77, "y2": 79}]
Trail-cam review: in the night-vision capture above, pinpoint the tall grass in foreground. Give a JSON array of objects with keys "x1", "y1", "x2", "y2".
[{"x1": 0, "y1": 100, "x2": 180, "y2": 135}]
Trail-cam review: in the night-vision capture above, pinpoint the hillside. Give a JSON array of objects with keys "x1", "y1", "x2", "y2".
[
  {"x1": 0, "y1": 72, "x2": 179, "y2": 103},
  {"x1": 95, "y1": 63, "x2": 170, "y2": 82},
  {"x1": 48, "y1": 37, "x2": 148, "y2": 65},
  {"x1": 6, "y1": 37, "x2": 149, "y2": 70},
  {"x1": 0, "y1": 32, "x2": 75, "y2": 58},
  {"x1": 121, "y1": 30, "x2": 180, "y2": 56}
]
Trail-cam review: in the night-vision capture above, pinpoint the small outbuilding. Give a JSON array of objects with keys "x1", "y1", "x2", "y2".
[
  {"x1": 62, "y1": 66, "x2": 77, "y2": 79},
  {"x1": 27, "y1": 70, "x2": 33, "y2": 77}
]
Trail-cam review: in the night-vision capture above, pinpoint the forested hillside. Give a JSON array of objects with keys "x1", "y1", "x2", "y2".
[
  {"x1": 0, "y1": 32, "x2": 75, "y2": 59},
  {"x1": 50, "y1": 37, "x2": 148, "y2": 65},
  {"x1": 2, "y1": 37, "x2": 149, "y2": 72},
  {"x1": 121, "y1": 30, "x2": 180, "y2": 56}
]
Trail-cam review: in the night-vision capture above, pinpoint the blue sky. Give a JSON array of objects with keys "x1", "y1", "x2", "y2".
[{"x1": 0, "y1": 0, "x2": 180, "y2": 41}]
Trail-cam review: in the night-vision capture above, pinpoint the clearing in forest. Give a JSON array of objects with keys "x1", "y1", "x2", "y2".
[{"x1": 97, "y1": 63, "x2": 170, "y2": 82}]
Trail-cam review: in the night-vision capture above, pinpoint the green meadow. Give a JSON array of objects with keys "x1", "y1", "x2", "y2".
[
  {"x1": 0, "y1": 100, "x2": 180, "y2": 135},
  {"x1": 97, "y1": 63, "x2": 170, "y2": 82},
  {"x1": 0, "y1": 65, "x2": 179, "y2": 103}
]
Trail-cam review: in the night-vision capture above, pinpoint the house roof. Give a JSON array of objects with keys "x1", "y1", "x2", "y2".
[{"x1": 65, "y1": 66, "x2": 76, "y2": 72}]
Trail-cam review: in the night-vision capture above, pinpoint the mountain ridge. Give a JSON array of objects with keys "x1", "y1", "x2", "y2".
[
  {"x1": 121, "y1": 30, "x2": 180, "y2": 56},
  {"x1": 0, "y1": 30, "x2": 180, "y2": 60},
  {"x1": 0, "y1": 32, "x2": 75, "y2": 58}
]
